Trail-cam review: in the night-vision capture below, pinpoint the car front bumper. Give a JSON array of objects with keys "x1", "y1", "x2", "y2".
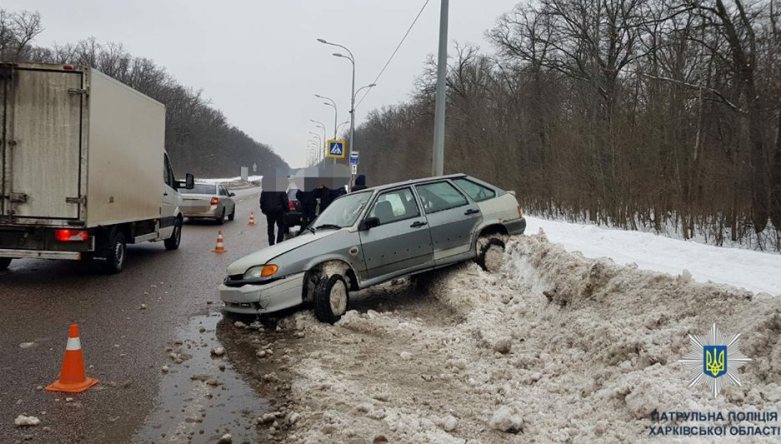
[
  {"x1": 219, "y1": 272, "x2": 305, "y2": 315},
  {"x1": 506, "y1": 217, "x2": 527, "y2": 235}
]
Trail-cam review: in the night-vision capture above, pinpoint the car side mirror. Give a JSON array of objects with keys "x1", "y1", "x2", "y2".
[
  {"x1": 185, "y1": 173, "x2": 195, "y2": 190},
  {"x1": 360, "y1": 216, "x2": 380, "y2": 231},
  {"x1": 229, "y1": 192, "x2": 236, "y2": 197}
]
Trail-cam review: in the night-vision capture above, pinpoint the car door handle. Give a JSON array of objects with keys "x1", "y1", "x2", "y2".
[
  {"x1": 464, "y1": 209, "x2": 480, "y2": 215},
  {"x1": 163, "y1": 192, "x2": 168, "y2": 196},
  {"x1": 410, "y1": 221, "x2": 428, "y2": 228}
]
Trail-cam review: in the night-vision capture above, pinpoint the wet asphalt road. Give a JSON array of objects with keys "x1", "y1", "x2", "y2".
[{"x1": 0, "y1": 187, "x2": 270, "y2": 443}]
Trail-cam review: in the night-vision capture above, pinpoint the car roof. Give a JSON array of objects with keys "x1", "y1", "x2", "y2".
[{"x1": 358, "y1": 173, "x2": 469, "y2": 193}]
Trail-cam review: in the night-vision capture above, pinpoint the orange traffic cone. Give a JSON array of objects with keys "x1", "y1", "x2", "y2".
[
  {"x1": 248, "y1": 212, "x2": 256, "y2": 226},
  {"x1": 46, "y1": 324, "x2": 99, "y2": 393},
  {"x1": 212, "y1": 230, "x2": 227, "y2": 254}
]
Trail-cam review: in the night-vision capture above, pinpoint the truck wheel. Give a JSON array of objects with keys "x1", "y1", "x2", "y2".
[
  {"x1": 228, "y1": 209, "x2": 235, "y2": 222},
  {"x1": 104, "y1": 231, "x2": 127, "y2": 274},
  {"x1": 476, "y1": 236, "x2": 505, "y2": 273},
  {"x1": 0, "y1": 258, "x2": 12, "y2": 271},
  {"x1": 313, "y1": 274, "x2": 349, "y2": 324},
  {"x1": 216, "y1": 209, "x2": 225, "y2": 225},
  {"x1": 164, "y1": 218, "x2": 182, "y2": 250}
]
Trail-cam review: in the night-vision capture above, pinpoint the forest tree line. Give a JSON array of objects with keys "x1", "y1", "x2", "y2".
[
  {"x1": 0, "y1": 9, "x2": 289, "y2": 178},
  {"x1": 354, "y1": 0, "x2": 781, "y2": 249}
]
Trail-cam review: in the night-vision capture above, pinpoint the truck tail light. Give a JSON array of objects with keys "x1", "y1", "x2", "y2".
[
  {"x1": 210, "y1": 197, "x2": 219, "y2": 205},
  {"x1": 55, "y1": 229, "x2": 88, "y2": 242}
]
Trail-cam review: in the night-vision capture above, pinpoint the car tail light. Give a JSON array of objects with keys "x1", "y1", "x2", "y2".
[
  {"x1": 63, "y1": 65, "x2": 75, "y2": 71},
  {"x1": 288, "y1": 201, "x2": 296, "y2": 211},
  {"x1": 210, "y1": 197, "x2": 219, "y2": 205},
  {"x1": 55, "y1": 229, "x2": 88, "y2": 242}
]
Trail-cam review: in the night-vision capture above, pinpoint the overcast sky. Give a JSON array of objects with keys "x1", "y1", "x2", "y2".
[{"x1": 11, "y1": 0, "x2": 520, "y2": 169}]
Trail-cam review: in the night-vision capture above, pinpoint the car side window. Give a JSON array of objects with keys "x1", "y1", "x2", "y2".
[
  {"x1": 415, "y1": 181, "x2": 468, "y2": 214},
  {"x1": 368, "y1": 187, "x2": 420, "y2": 225},
  {"x1": 163, "y1": 156, "x2": 176, "y2": 188},
  {"x1": 453, "y1": 178, "x2": 496, "y2": 202},
  {"x1": 219, "y1": 186, "x2": 227, "y2": 196},
  {"x1": 163, "y1": 156, "x2": 172, "y2": 188}
]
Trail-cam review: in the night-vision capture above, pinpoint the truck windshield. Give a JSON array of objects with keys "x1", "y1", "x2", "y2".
[
  {"x1": 313, "y1": 192, "x2": 372, "y2": 229},
  {"x1": 181, "y1": 184, "x2": 217, "y2": 195}
]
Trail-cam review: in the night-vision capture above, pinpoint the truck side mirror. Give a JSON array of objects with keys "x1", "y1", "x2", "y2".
[
  {"x1": 360, "y1": 216, "x2": 380, "y2": 231},
  {"x1": 185, "y1": 173, "x2": 195, "y2": 190}
]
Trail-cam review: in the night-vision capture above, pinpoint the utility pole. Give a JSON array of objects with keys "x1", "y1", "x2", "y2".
[{"x1": 432, "y1": 0, "x2": 448, "y2": 176}]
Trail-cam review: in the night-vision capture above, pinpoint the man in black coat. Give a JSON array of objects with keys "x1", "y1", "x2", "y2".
[
  {"x1": 296, "y1": 187, "x2": 318, "y2": 228},
  {"x1": 260, "y1": 175, "x2": 288, "y2": 246},
  {"x1": 352, "y1": 174, "x2": 367, "y2": 192}
]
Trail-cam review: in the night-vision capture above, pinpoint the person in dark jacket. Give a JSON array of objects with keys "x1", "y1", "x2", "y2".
[
  {"x1": 352, "y1": 174, "x2": 367, "y2": 192},
  {"x1": 314, "y1": 183, "x2": 332, "y2": 214},
  {"x1": 296, "y1": 187, "x2": 318, "y2": 228},
  {"x1": 259, "y1": 175, "x2": 288, "y2": 245}
]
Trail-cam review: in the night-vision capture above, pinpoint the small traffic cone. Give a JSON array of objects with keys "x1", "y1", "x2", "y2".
[
  {"x1": 46, "y1": 324, "x2": 99, "y2": 393},
  {"x1": 248, "y1": 212, "x2": 256, "y2": 226},
  {"x1": 212, "y1": 230, "x2": 227, "y2": 254}
]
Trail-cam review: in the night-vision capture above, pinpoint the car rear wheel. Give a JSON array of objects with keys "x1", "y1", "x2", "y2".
[
  {"x1": 0, "y1": 257, "x2": 12, "y2": 271},
  {"x1": 228, "y1": 208, "x2": 235, "y2": 221},
  {"x1": 104, "y1": 231, "x2": 127, "y2": 274},
  {"x1": 314, "y1": 274, "x2": 349, "y2": 324},
  {"x1": 476, "y1": 236, "x2": 505, "y2": 273},
  {"x1": 164, "y1": 218, "x2": 182, "y2": 250},
  {"x1": 216, "y1": 209, "x2": 225, "y2": 225}
]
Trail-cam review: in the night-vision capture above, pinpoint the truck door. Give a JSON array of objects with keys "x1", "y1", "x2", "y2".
[
  {"x1": 160, "y1": 154, "x2": 178, "y2": 238},
  {"x1": 1, "y1": 65, "x2": 84, "y2": 220}
]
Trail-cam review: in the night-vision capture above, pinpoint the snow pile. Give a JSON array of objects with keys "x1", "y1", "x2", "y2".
[
  {"x1": 281, "y1": 233, "x2": 781, "y2": 443},
  {"x1": 527, "y1": 216, "x2": 781, "y2": 296}
]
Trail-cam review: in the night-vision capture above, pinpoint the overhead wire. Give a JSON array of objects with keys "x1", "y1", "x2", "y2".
[{"x1": 355, "y1": 0, "x2": 432, "y2": 110}]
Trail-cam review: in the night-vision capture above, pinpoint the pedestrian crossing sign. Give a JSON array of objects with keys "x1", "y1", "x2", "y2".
[{"x1": 327, "y1": 139, "x2": 347, "y2": 159}]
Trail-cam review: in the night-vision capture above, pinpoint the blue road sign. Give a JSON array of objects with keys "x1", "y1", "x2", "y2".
[
  {"x1": 350, "y1": 151, "x2": 359, "y2": 165},
  {"x1": 327, "y1": 139, "x2": 346, "y2": 159}
]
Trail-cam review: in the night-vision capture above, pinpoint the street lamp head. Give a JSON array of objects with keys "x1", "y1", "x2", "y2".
[
  {"x1": 333, "y1": 53, "x2": 344, "y2": 58},
  {"x1": 368, "y1": 83, "x2": 377, "y2": 88},
  {"x1": 314, "y1": 94, "x2": 323, "y2": 99},
  {"x1": 323, "y1": 102, "x2": 332, "y2": 106},
  {"x1": 317, "y1": 38, "x2": 327, "y2": 44}
]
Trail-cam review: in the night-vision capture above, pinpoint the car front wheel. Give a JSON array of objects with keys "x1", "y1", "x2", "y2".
[
  {"x1": 314, "y1": 274, "x2": 349, "y2": 324},
  {"x1": 0, "y1": 257, "x2": 12, "y2": 271},
  {"x1": 164, "y1": 218, "x2": 182, "y2": 250}
]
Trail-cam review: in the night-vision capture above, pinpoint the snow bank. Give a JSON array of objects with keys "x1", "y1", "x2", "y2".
[
  {"x1": 198, "y1": 175, "x2": 263, "y2": 184},
  {"x1": 527, "y1": 216, "x2": 781, "y2": 296},
  {"x1": 281, "y1": 234, "x2": 781, "y2": 443}
]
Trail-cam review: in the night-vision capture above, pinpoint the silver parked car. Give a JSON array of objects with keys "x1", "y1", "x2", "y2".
[
  {"x1": 219, "y1": 174, "x2": 526, "y2": 323},
  {"x1": 181, "y1": 182, "x2": 236, "y2": 224}
]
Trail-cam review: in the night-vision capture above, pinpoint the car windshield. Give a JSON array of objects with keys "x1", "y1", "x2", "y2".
[
  {"x1": 181, "y1": 184, "x2": 216, "y2": 194},
  {"x1": 313, "y1": 192, "x2": 372, "y2": 229}
]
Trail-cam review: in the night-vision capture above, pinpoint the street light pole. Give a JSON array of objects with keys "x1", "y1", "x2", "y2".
[
  {"x1": 432, "y1": 0, "x2": 449, "y2": 176},
  {"x1": 318, "y1": 38, "x2": 359, "y2": 191},
  {"x1": 315, "y1": 94, "x2": 338, "y2": 138},
  {"x1": 310, "y1": 119, "x2": 327, "y2": 162}
]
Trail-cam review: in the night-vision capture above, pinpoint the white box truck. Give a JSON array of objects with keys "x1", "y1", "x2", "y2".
[{"x1": 0, "y1": 62, "x2": 194, "y2": 273}]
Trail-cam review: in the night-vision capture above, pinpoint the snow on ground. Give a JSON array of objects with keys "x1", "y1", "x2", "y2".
[
  {"x1": 260, "y1": 234, "x2": 781, "y2": 443},
  {"x1": 526, "y1": 216, "x2": 781, "y2": 296},
  {"x1": 199, "y1": 175, "x2": 263, "y2": 184}
]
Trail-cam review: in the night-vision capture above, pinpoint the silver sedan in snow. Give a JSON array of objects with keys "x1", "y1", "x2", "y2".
[{"x1": 219, "y1": 174, "x2": 526, "y2": 323}]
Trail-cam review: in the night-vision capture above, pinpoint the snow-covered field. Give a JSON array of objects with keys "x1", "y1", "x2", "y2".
[
  {"x1": 527, "y1": 216, "x2": 781, "y2": 296},
  {"x1": 243, "y1": 232, "x2": 781, "y2": 443}
]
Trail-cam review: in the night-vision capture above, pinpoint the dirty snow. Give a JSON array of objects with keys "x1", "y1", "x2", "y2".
[
  {"x1": 526, "y1": 216, "x2": 781, "y2": 296},
  {"x1": 265, "y1": 233, "x2": 781, "y2": 443}
]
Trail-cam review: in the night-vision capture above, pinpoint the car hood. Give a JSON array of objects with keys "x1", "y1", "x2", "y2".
[{"x1": 226, "y1": 229, "x2": 343, "y2": 276}]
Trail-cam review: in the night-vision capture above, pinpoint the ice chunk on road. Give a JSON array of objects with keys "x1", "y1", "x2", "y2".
[{"x1": 14, "y1": 415, "x2": 41, "y2": 426}]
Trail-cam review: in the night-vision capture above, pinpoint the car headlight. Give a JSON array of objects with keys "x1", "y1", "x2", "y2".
[{"x1": 244, "y1": 264, "x2": 279, "y2": 279}]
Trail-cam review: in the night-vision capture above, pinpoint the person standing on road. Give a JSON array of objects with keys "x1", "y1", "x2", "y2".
[
  {"x1": 260, "y1": 175, "x2": 288, "y2": 246},
  {"x1": 296, "y1": 186, "x2": 318, "y2": 228},
  {"x1": 314, "y1": 183, "x2": 332, "y2": 214},
  {"x1": 352, "y1": 174, "x2": 367, "y2": 192}
]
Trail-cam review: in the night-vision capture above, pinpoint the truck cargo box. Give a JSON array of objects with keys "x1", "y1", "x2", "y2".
[{"x1": 0, "y1": 63, "x2": 165, "y2": 228}]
